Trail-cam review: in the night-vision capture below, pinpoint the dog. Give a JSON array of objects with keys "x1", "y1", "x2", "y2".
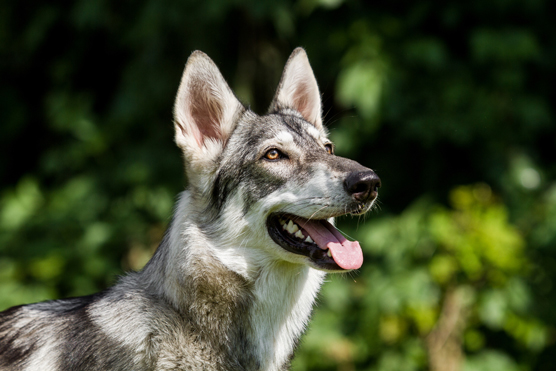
[{"x1": 0, "y1": 48, "x2": 380, "y2": 371}]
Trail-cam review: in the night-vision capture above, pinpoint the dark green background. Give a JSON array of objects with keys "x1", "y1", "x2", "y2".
[{"x1": 1, "y1": 1, "x2": 555, "y2": 370}]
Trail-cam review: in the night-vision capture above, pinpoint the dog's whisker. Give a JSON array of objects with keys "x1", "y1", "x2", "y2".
[{"x1": 307, "y1": 205, "x2": 329, "y2": 221}]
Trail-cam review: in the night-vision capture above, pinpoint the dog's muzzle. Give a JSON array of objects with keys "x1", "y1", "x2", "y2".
[{"x1": 266, "y1": 169, "x2": 381, "y2": 271}]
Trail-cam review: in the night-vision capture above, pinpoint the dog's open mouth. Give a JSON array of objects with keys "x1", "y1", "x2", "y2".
[{"x1": 267, "y1": 213, "x2": 363, "y2": 271}]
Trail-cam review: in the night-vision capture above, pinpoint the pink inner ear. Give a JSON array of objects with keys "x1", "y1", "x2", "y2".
[
  {"x1": 294, "y1": 88, "x2": 310, "y2": 120},
  {"x1": 293, "y1": 83, "x2": 315, "y2": 124},
  {"x1": 189, "y1": 87, "x2": 224, "y2": 147}
]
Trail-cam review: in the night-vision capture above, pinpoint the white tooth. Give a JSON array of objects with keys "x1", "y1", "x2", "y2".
[
  {"x1": 291, "y1": 223, "x2": 299, "y2": 233},
  {"x1": 305, "y1": 236, "x2": 313, "y2": 243},
  {"x1": 295, "y1": 230, "x2": 304, "y2": 239},
  {"x1": 327, "y1": 249, "x2": 332, "y2": 258},
  {"x1": 282, "y1": 222, "x2": 287, "y2": 230},
  {"x1": 286, "y1": 220, "x2": 294, "y2": 233}
]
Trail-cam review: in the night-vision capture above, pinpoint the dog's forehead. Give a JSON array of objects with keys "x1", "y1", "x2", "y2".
[
  {"x1": 304, "y1": 125, "x2": 322, "y2": 141},
  {"x1": 242, "y1": 113, "x2": 326, "y2": 145},
  {"x1": 275, "y1": 130, "x2": 295, "y2": 144}
]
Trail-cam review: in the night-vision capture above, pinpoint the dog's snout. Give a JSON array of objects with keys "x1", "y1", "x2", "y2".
[{"x1": 344, "y1": 170, "x2": 381, "y2": 202}]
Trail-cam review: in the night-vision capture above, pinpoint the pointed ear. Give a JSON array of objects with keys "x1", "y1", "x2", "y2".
[
  {"x1": 174, "y1": 51, "x2": 244, "y2": 164},
  {"x1": 269, "y1": 48, "x2": 323, "y2": 129}
]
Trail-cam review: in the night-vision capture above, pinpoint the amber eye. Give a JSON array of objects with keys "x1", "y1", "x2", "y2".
[
  {"x1": 265, "y1": 149, "x2": 282, "y2": 160},
  {"x1": 324, "y1": 143, "x2": 334, "y2": 155}
]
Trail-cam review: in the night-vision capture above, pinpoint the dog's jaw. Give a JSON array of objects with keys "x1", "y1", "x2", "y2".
[{"x1": 266, "y1": 213, "x2": 364, "y2": 271}]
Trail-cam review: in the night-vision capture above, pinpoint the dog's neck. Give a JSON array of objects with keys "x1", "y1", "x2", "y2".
[
  {"x1": 140, "y1": 191, "x2": 325, "y2": 370},
  {"x1": 248, "y1": 262, "x2": 325, "y2": 369}
]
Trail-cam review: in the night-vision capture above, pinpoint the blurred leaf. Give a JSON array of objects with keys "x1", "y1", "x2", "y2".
[
  {"x1": 0, "y1": 177, "x2": 43, "y2": 231},
  {"x1": 471, "y1": 29, "x2": 540, "y2": 64},
  {"x1": 463, "y1": 350, "x2": 520, "y2": 371},
  {"x1": 337, "y1": 60, "x2": 386, "y2": 120}
]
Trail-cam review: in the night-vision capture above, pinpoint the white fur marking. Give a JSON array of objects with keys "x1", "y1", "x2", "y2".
[
  {"x1": 306, "y1": 125, "x2": 322, "y2": 140},
  {"x1": 276, "y1": 130, "x2": 294, "y2": 144}
]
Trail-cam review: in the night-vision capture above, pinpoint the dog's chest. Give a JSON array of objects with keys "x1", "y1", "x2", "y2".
[{"x1": 247, "y1": 266, "x2": 325, "y2": 370}]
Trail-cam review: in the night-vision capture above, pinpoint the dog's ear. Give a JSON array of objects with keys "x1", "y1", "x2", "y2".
[
  {"x1": 174, "y1": 51, "x2": 244, "y2": 165},
  {"x1": 269, "y1": 48, "x2": 323, "y2": 130}
]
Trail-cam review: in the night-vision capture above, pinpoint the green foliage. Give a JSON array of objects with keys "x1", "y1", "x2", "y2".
[
  {"x1": 1, "y1": 0, "x2": 555, "y2": 370},
  {"x1": 293, "y1": 184, "x2": 548, "y2": 370}
]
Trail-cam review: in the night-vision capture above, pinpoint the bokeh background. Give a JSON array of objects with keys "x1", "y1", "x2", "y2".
[{"x1": 1, "y1": 0, "x2": 555, "y2": 370}]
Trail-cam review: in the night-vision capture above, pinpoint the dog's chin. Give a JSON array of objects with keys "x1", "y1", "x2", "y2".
[{"x1": 266, "y1": 212, "x2": 356, "y2": 272}]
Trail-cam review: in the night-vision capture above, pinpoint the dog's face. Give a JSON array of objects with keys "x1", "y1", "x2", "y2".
[{"x1": 173, "y1": 48, "x2": 380, "y2": 272}]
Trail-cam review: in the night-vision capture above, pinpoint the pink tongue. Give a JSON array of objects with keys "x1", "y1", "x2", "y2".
[{"x1": 294, "y1": 218, "x2": 363, "y2": 270}]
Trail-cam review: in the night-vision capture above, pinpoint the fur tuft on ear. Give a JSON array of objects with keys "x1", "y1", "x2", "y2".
[
  {"x1": 174, "y1": 51, "x2": 244, "y2": 163},
  {"x1": 269, "y1": 48, "x2": 323, "y2": 130}
]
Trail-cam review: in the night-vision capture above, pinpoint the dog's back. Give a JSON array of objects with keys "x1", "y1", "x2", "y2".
[
  {"x1": 0, "y1": 293, "x2": 141, "y2": 371},
  {"x1": 0, "y1": 270, "x2": 255, "y2": 370}
]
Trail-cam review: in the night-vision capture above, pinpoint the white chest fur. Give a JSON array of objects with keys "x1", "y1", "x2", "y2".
[{"x1": 248, "y1": 263, "x2": 325, "y2": 370}]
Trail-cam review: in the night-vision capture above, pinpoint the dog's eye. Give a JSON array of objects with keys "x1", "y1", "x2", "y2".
[
  {"x1": 324, "y1": 143, "x2": 334, "y2": 155},
  {"x1": 264, "y1": 149, "x2": 283, "y2": 161}
]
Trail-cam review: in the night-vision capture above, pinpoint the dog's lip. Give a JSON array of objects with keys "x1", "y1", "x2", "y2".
[
  {"x1": 266, "y1": 212, "x2": 363, "y2": 271},
  {"x1": 349, "y1": 203, "x2": 368, "y2": 216},
  {"x1": 290, "y1": 203, "x2": 369, "y2": 219}
]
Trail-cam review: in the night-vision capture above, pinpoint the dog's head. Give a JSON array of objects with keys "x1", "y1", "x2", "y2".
[{"x1": 173, "y1": 48, "x2": 380, "y2": 272}]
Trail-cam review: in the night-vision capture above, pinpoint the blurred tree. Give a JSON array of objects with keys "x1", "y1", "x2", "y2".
[{"x1": 1, "y1": 0, "x2": 555, "y2": 370}]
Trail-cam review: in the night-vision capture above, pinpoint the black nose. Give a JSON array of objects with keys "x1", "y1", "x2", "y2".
[{"x1": 344, "y1": 170, "x2": 381, "y2": 202}]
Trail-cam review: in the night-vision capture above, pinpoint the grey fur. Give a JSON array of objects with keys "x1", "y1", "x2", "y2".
[{"x1": 0, "y1": 48, "x2": 380, "y2": 371}]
